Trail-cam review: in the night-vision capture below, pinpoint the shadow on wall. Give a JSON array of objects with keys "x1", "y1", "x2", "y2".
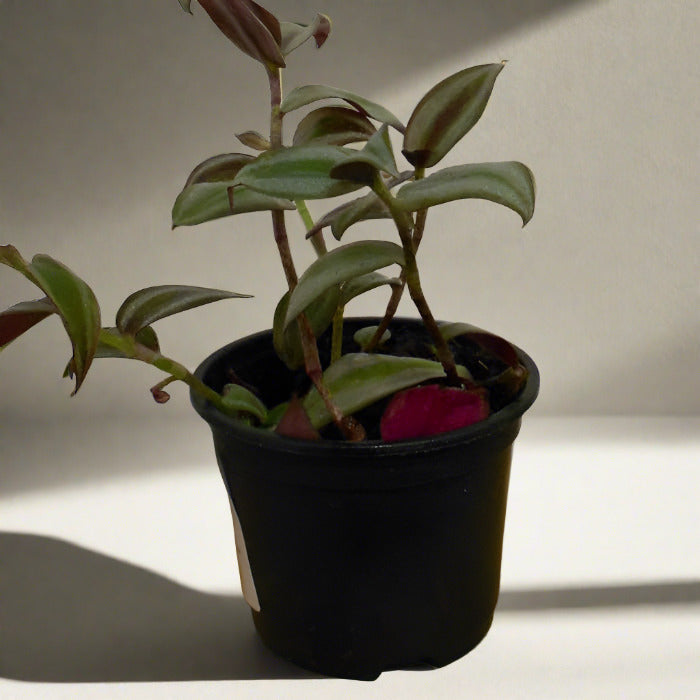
[{"x1": 2, "y1": 532, "x2": 699, "y2": 683}]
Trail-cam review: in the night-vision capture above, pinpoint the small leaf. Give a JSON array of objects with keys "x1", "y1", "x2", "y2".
[
  {"x1": 177, "y1": 0, "x2": 193, "y2": 14},
  {"x1": 302, "y1": 353, "x2": 447, "y2": 429},
  {"x1": 116, "y1": 285, "x2": 251, "y2": 336},
  {"x1": 340, "y1": 271, "x2": 401, "y2": 307},
  {"x1": 306, "y1": 192, "x2": 387, "y2": 242},
  {"x1": 403, "y1": 63, "x2": 505, "y2": 168},
  {"x1": 284, "y1": 240, "x2": 405, "y2": 328},
  {"x1": 197, "y1": 0, "x2": 285, "y2": 67},
  {"x1": 353, "y1": 325, "x2": 390, "y2": 350},
  {"x1": 184, "y1": 153, "x2": 254, "y2": 186},
  {"x1": 0, "y1": 297, "x2": 56, "y2": 348},
  {"x1": 330, "y1": 124, "x2": 399, "y2": 183},
  {"x1": 307, "y1": 171, "x2": 413, "y2": 241},
  {"x1": 274, "y1": 395, "x2": 320, "y2": 439},
  {"x1": 172, "y1": 182, "x2": 294, "y2": 227},
  {"x1": 281, "y1": 85, "x2": 405, "y2": 133},
  {"x1": 279, "y1": 13, "x2": 331, "y2": 55},
  {"x1": 221, "y1": 382, "x2": 268, "y2": 421},
  {"x1": 293, "y1": 106, "x2": 376, "y2": 147},
  {"x1": 397, "y1": 161, "x2": 536, "y2": 225},
  {"x1": 28, "y1": 255, "x2": 101, "y2": 394},
  {"x1": 234, "y1": 145, "x2": 365, "y2": 200},
  {"x1": 273, "y1": 286, "x2": 340, "y2": 370},
  {"x1": 235, "y1": 131, "x2": 271, "y2": 151}
]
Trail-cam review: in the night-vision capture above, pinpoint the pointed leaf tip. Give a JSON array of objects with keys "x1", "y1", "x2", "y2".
[
  {"x1": 116, "y1": 285, "x2": 251, "y2": 336},
  {"x1": 29, "y1": 255, "x2": 101, "y2": 394},
  {"x1": 403, "y1": 63, "x2": 505, "y2": 168},
  {"x1": 280, "y1": 13, "x2": 331, "y2": 55}
]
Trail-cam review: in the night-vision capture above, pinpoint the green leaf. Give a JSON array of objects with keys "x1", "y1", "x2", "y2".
[
  {"x1": 293, "y1": 106, "x2": 376, "y2": 147},
  {"x1": 397, "y1": 161, "x2": 536, "y2": 225},
  {"x1": 183, "y1": 153, "x2": 254, "y2": 186},
  {"x1": 172, "y1": 182, "x2": 294, "y2": 227},
  {"x1": 197, "y1": 0, "x2": 285, "y2": 68},
  {"x1": 284, "y1": 240, "x2": 405, "y2": 328},
  {"x1": 329, "y1": 124, "x2": 399, "y2": 183},
  {"x1": 28, "y1": 255, "x2": 101, "y2": 394},
  {"x1": 234, "y1": 145, "x2": 365, "y2": 200},
  {"x1": 221, "y1": 383, "x2": 268, "y2": 422},
  {"x1": 273, "y1": 286, "x2": 340, "y2": 370},
  {"x1": 353, "y1": 325, "x2": 391, "y2": 350},
  {"x1": 302, "y1": 353, "x2": 447, "y2": 429},
  {"x1": 403, "y1": 63, "x2": 505, "y2": 168},
  {"x1": 281, "y1": 85, "x2": 405, "y2": 133},
  {"x1": 116, "y1": 285, "x2": 251, "y2": 336},
  {"x1": 0, "y1": 244, "x2": 32, "y2": 276},
  {"x1": 340, "y1": 272, "x2": 401, "y2": 306},
  {"x1": 177, "y1": 0, "x2": 193, "y2": 14},
  {"x1": 97, "y1": 326, "x2": 161, "y2": 359},
  {"x1": 1, "y1": 247, "x2": 101, "y2": 392},
  {"x1": 306, "y1": 171, "x2": 413, "y2": 242},
  {"x1": 0, "y1": 297, "x2": 56, "y2": 349},
  {"x1": 235, "y1": 131, "x2": 271, "y2": 151},
  {"x1": 279, "y1": 13, "x2": 331, "y2": 55},
  {"x1": 306, "y1": 192, "x2": 387, "y2": 242}
]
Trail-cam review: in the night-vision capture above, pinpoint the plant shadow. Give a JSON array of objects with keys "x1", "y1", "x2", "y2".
[
  {"x1": 3, "y1": 532, "x2": 698, "y2": 683},
  {"x1": 0, "y1": 532, "x2": 317, "y2": 682}
]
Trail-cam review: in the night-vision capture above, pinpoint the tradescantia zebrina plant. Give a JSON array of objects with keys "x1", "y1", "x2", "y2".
[{"x1": 1, "y1": 0, "x2": 535, "y2": 442}]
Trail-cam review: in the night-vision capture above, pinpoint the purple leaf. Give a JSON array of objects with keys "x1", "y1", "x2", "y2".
[
  {"x1": 0, "y1": 297, "x2": 56, "y2": 348},
  {"x1": 380, "y1": 385, "x2": 489, "y2": 442},
  {"x1": 197, "y1": 0, "x2": 285, "y2": 67}
]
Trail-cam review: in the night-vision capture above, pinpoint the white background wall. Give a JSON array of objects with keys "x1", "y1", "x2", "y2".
[{"x1": 1, "y1": 0, "x2": 698, "y2": 421}]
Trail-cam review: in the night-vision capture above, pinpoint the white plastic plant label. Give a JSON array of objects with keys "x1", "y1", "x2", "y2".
[{"x1": 228, "y1": 498, "x2": 261, "y2": 612}]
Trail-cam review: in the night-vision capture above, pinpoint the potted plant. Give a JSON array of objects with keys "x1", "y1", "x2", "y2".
[{"x1": 1, "y1": 0, "x2": 538, "y2": 680}]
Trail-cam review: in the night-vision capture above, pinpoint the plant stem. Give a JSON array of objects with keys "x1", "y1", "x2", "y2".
[
  {"x1": 371, "y1": 174, "x2": 460, "y2": 385},
  {"x1": 266, "y1": 66, "x2": 357, "y2": 438},
  {"x1": 296, "y1": 199, "x2": 327, "y2": 257},
  {"x1": 331, "y1": 305, "x2": 344, "y2": 363},
  {"x1": 98, "y1": 330, "x2": 238, "y2": 417},
  {"x1": 365, "y1": 170, "x2": 428, "y2": 352},
  {"x1": 297, "y1": 198, "x2": 343, "y2": 365}
]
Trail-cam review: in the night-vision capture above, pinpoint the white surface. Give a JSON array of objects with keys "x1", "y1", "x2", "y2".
[
  {"x1": 1, "y1": 417, "x2": 698, "y2": 697},
  {"x1": 1, "y1": 0, "x2": 699, "y2": 420}
]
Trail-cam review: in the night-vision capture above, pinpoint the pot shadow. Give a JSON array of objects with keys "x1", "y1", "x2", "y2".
[
  {"x1": 498, "y1": 581, "x2": 700, "y2": 611},
  {"x1": 3, "y1": 532, "x2": 698, "y2": 684},
  {"x1": 0, "y1": 532, "x2": 317, "y2": 682}
]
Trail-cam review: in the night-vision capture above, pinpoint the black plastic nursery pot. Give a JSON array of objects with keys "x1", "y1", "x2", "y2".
[{"x1": 191, "y1": 318, "x2": 539, "y2": 680}]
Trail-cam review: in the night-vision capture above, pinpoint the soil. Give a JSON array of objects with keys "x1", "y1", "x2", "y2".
[{"x1": 224, "y1": 320, "x2": 526, "y2": 441}]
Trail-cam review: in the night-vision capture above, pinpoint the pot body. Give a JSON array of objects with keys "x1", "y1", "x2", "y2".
[{"x1": 192, "y1": 318, "x2": 539, "y2": 679}]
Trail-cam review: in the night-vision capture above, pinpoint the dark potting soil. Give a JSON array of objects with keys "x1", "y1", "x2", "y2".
[{"x1": 223, "y1": 321, "x2": 524, "y2": 441}]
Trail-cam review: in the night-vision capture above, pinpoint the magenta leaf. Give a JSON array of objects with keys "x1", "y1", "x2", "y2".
[{"x1": 380, "y1": 384, "x2": 489, "y2": 442}]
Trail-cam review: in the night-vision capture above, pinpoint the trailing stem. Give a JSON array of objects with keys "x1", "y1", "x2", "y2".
[
  {"x1": 98, "y1": 330, "x2": 236, "y2": 417},
  {"x1": 371, "y1": 174, "x2": 460, "y2": 385}
]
